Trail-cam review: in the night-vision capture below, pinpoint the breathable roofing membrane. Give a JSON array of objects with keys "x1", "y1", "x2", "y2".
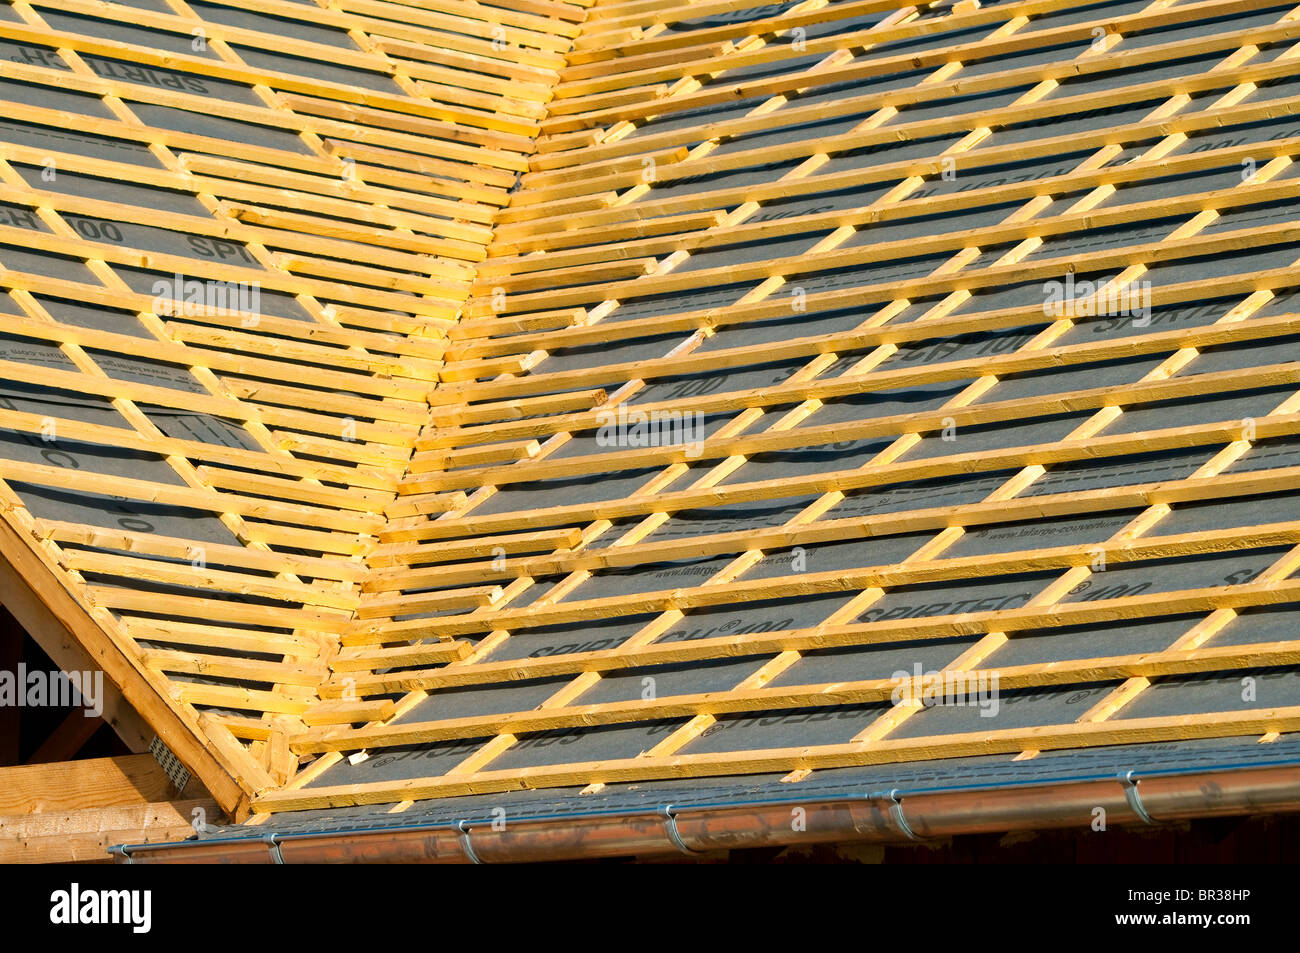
[{"x1": 0, "y1": 0, "x2": 1298, "y2": 838}]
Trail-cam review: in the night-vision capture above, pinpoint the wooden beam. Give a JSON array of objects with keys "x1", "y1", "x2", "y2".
[
  {"x1": 0, "y1": 754, "x2": 180, "y2": 815},
  {"x1": 0, "y1": 799, "x2": 218, "y2": 864}
]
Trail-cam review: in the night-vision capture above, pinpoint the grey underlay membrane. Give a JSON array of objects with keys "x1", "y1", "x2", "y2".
[
  {"x1": 5, "y1": 0, "x2": 1300, "y2": 825},
  {"x1": 306, "y1": 15, "x2": 1300, "y2": 806},
  {"x1": 0, "y1": 43, "x2": 397, "y2": 598},
  {"x1": 220, "y1": 730, "x2": 1300, "y2": 837}
]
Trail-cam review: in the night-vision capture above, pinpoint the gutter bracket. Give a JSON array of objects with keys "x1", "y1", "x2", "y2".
[
  {"x1": 661, "y1": 804, "x2": 699, "y2": 854},
  {"x1": 457, "y1": 820, "x2": 484, "y2": 864},
  {"x1": 888, "y1": 789, "x2": 922, "y2": 841},
  {"x1": 109, "y1": 844, "x2": 133, "y2": 864},
  {"x1": 263, "y1": 833, "x2": 285, "y2": 864},
  {"x1": 1120, "y1": 771, "x2": 1157, "y2": 826}
]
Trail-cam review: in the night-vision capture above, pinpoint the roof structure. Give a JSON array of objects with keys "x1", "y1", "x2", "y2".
[{"x1": 2, "y1": 0, "x2": 1300, "y2": 862}]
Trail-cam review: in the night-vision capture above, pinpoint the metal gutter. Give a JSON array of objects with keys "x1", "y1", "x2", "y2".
[{"x1": 111, "y1": 760, "x2": 1300, "y2": 863}]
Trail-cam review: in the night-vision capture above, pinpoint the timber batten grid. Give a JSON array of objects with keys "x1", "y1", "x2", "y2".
[{"x1": 0, "y1": 0, "x2": 1298, "y2": 861}]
